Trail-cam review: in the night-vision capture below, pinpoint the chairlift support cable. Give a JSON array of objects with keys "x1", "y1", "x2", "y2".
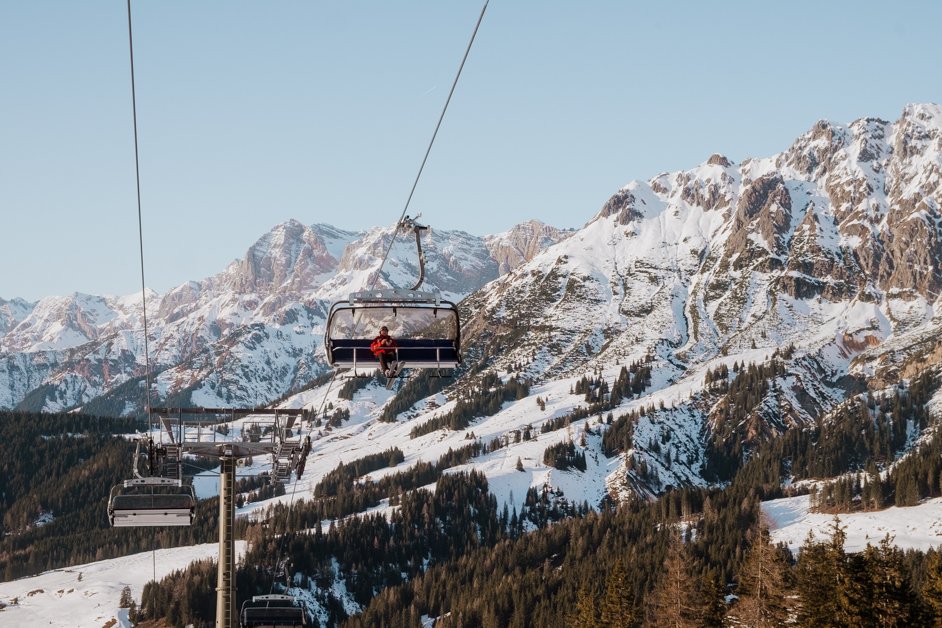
[
  {"x1": 120, "y1": 2, "x2": 318, "y2": 623},
  {"x1": 126, "y1": 0, "x2": 153, "y2": 427},
  {"x1": 370, "y1": 0, "x2": 489, "y2": 288},
  {"x1": 323, "y1": 1, "x2": 486, "y2": 375},
  {"x1": 125, "y1": 0, "x2": 164, "y2": 595}
]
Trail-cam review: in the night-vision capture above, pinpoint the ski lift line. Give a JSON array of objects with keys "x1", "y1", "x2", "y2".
[
  {"x1": 126, "y1": 0, "x2": 154, "y2": 428},
  {"x1": 118, "y1": 3, "x2": 311, "y2": 621},
  {"x1": 367, "y1": 0, "x2": 489, "y2": 293},
  {"x1": 291, "y1": 2, "x2": 488, "y2": 589},
  {"x1": 267, "y1": 440, "x2": 308, "y2": 598}
]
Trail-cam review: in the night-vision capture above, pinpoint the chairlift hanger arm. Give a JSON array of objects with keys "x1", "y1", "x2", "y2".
[{"x1": 399, "y1": 215, "x2": 429, "y2": 291}]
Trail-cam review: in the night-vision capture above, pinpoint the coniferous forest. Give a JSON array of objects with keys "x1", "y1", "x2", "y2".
[
  {"x1": 133, "y1": 366, "x2": 942, "y2": 627},
  {"x1": 0, "y1": 411, "x2": 242, "y2": 581}
]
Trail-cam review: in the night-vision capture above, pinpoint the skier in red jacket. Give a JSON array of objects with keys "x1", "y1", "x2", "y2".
[{"x1": 370, "y1": 326, "x2": 398, "y2": 376}]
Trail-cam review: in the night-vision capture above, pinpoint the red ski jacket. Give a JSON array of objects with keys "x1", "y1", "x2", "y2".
[{"x1": 370, "y1": 335, "x2": 397, "y2": 358}]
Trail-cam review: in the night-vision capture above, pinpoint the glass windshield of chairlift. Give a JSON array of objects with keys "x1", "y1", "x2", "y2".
[{"x1": 327, "y1": 305, "x2": 458, "y2": 341}]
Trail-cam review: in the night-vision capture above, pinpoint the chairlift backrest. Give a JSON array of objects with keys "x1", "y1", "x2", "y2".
[
  {"x1": 108, "y1": 478, "x2": 196, "y2": 527},
  {"x1": 240, "y1": 594, "x2": 307, "y2": 627}
]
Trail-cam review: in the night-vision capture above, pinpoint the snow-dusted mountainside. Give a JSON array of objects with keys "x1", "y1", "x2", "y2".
[
  {"x1": 191, "y1": 103, "x2": 942, "y2": 530},
  {"x1": 0, "y1": 221, "x2": 567, "y2": 413},
  {"x1": 444, "y1": 103, "x2": 942, "y2": 493},
  {"x1": 467, "y1": 104, "x2": 942, "y2": 380},
  {"x1": 0, "y1": 298, "x2": 33, "y2": 336},
  {"x1": 484, "y1": 219, "x2": 575, "y2": 274}
]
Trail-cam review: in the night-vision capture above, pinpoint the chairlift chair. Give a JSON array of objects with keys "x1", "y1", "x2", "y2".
[
  {"x1": 324, "y1": 289, "x2": 461, "y2": 374},
  {"x1": 108, "y1": 477, "x2": 197, "y2": 527},
  {"x1": 240, "y1": 594, "x2": 308, "y2": 627},
  {"x1": 107, "y1": 435, "x2": 197, "y2": 527},
  {"x1": 324, "y1": 216, "x2": 462, "y2": 376}
]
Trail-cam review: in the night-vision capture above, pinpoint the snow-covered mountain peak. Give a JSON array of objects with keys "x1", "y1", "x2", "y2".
[
  {"x1": 0, "y1": 297, "x2": 35, "y2": 336},
  {"x1": 462, "y1": 104, "x2": 942, "y2": 394},
  {"x1": 223, "y1": 219, "x2": 341, "y2": 295},
  {"x1": 484, "y1": 220, "x2": 574, "y2": 274},
  {"x1": 706, "y1": 153, "x2": 733, "y2": 168},
  {"x1": 0, "y1": 292, "x2": 146, "y2": 354},
  {"x1": 900, "y1": 101, "x2": 942, "y2": 128}
]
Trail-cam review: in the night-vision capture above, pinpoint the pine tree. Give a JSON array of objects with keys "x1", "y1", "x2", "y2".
[
  {"x1": 825, "y1": 516, "x2": 858, "y2": 626},
  {"x1": 572, "y1": 583, "x2": 600, "y2": 628},
  {"x1": 732, "y1": 526, "x2": 790, "y2": 628},
  {"x1": 796, "y1": 517, "x2": 861, "y2": 627},
  {"x1": 698, "y1": 568, "x2": 726, "y2": 627},
  {"x1": 795, "y1": 531, "x2": 838, "y2": 626},
  {"x1": 119, "y1": 585, "x2": 133, "y2": 608},
  {"x1": 868, "y1": 535, "x2": 915, "y2": 626},
  {"x1": 841, "y1": 550, "x2": 874, "y2": 625},
  {"x1": 921, "y1": 551, "x2": 942, "y2": 626},
  {"x1": 599, "y1": 558, "x2": 635, "y2": 627},
  {"x1": 646, "y1": 533, "x2": 698, "y2": 627}
]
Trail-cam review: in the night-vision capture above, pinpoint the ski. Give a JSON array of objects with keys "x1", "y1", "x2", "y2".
[{"x1": 385, "y1": 362, "x2": 406, "y2": 389}]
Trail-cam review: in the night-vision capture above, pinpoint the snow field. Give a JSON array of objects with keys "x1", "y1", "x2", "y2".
[
  {"x1": 763, "y1": 494, "x2": 942, "y2": 555},
  {"x1": 0, "y1": 543, "x2": 246, "y2": 628}
]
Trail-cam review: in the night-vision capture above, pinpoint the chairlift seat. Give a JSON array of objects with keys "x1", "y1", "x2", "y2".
[
  {"x1": 108, "y1": 479, "x2": 196, "y2": 527},
  {"x1": 240, "y1": 595, "x2": 307, "y2": 627},
  {"x1": 327, "y1": 338, "x2": 460, "y2": 369},
  {"x1": 109, "y1": 493, "x2": 195, "y2": 527},
  {"x1": 325, "y1": 287, "x2": 461, "y2": 371},
  {"x1": 240, "y1": 606, "x2": 307, "y2": 627}
]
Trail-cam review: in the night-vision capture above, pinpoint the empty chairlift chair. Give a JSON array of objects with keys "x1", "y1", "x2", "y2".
[
  {"x1": 108, "y1": 436, "x2": 197, "y2": 527},
  {"x1": 108, "y1": 477, "x2": 197, "y2": 527},
  {"x1": 240, "y1": 595, "x2": 308, "y2": 627},
  {"x1": 325, "y1": 289, "x2": 461, "y2": 376}
]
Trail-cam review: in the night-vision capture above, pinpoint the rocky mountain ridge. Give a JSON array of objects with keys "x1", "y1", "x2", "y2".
[
  {"x1": 449, "y1": 103, "x2": 942, "y2": 494},
  {"x1": 465, "y1": 103, "x2": 942, "y2": 377}
]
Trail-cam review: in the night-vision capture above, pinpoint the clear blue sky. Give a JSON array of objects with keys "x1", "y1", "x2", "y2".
[{"x1": 1, "y1": 1, "x2": 940, "y2": 301}]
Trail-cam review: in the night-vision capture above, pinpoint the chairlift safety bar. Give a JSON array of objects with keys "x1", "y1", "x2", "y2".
[
  {"x1": 252, "y1": 594, "x2": 296, "y2": 603},
  {"x1": 347, "y1": 288, "x2": 441, "y2": 306},
  {"x1": 123, "y1": 476, "x2": 182, "y2": 488}
]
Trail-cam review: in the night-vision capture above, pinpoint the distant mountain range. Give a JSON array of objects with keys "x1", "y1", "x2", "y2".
[{"x1": 0, "y1": 220, "x2": 573, "y2": 413}]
